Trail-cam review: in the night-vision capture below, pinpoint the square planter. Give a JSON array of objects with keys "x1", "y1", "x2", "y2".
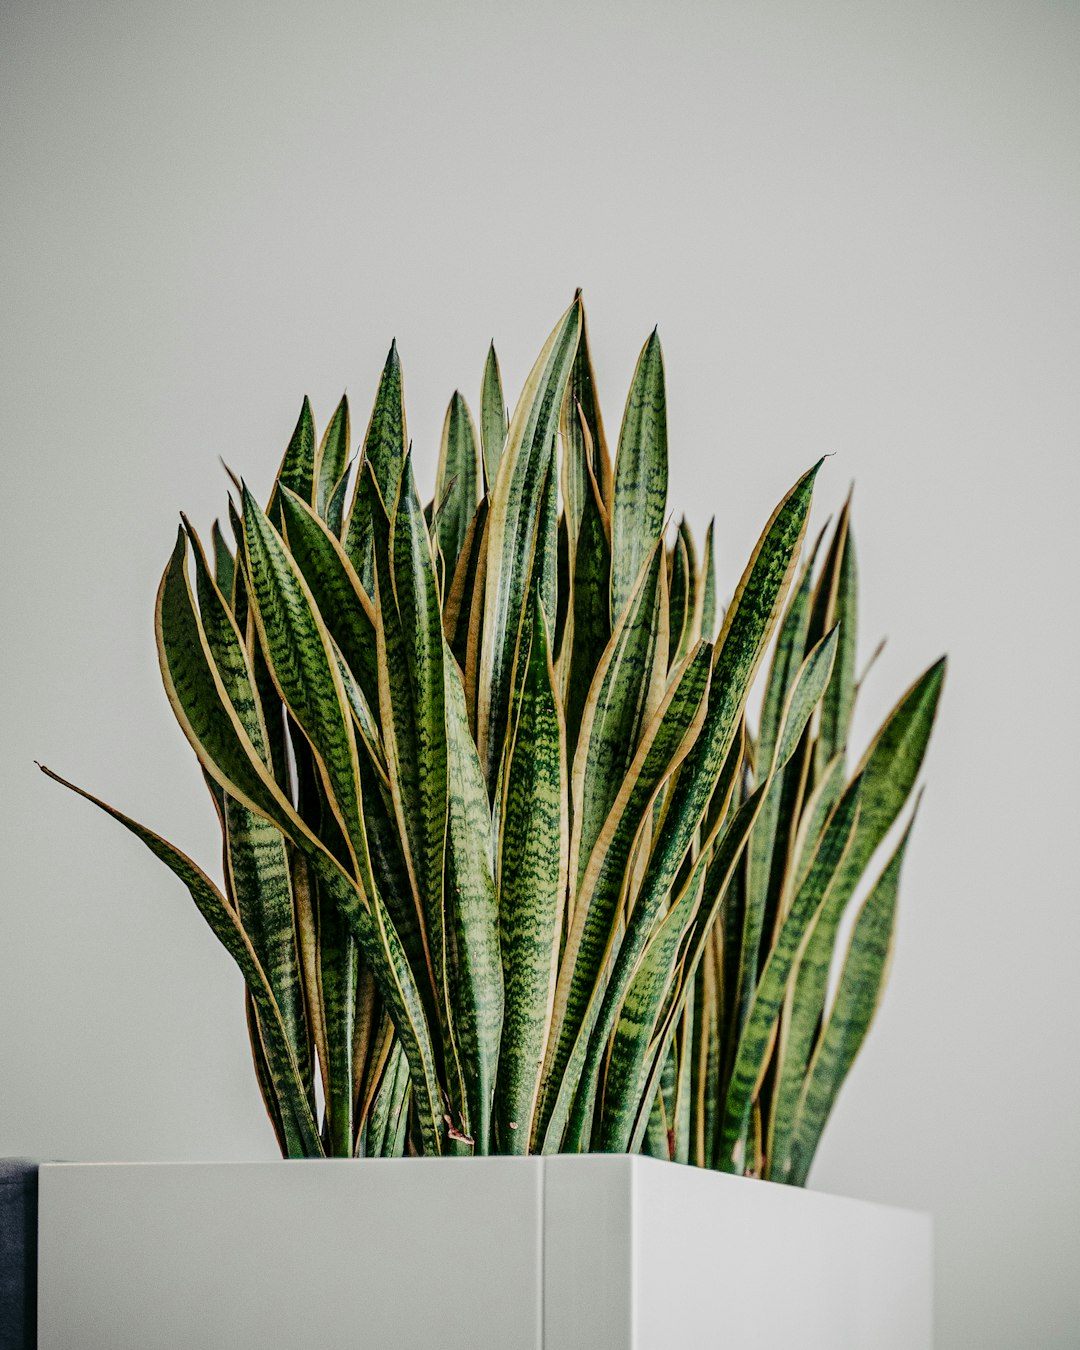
[{"x1": 37, "y1": 1155, "x2": 930, "y2": 1349}]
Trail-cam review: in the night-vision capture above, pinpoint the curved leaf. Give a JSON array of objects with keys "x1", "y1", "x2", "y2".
[
  {"x1": 718, "y1": 778, "x2": 862, "y2": 1171},
  {"x1": 241, "y1": 485, "x2": 367, "y2": 874},
  {"x1": 781, "y1": 814, "x2": 913, "y2": 1186},
  {"x1": 768, "y1": 657, "x2": 945, "y2": 1170},
  {"x1": 38, "y1": 765, "x2": 323, "y2": 1158},
  {"x1": 277, "y1": 486, "x2": 379, "y2": 709}
]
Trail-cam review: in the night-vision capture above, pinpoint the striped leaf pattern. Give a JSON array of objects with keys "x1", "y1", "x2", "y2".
[
  {"x1": 495, "y1": 602, "x2": 566, "y2": 1152},
  {"x1": 434, "y1": 392, "x2": 481, "y2": 580},
  {"x1": 45, "y1": 299, "x2": 944, "y2": 1184},
  {"x1": 610, "y1": 329, "x2": 667, "y2": 620}
]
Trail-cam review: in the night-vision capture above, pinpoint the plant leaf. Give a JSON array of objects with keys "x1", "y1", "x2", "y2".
[
  {"x1": 717, "y1": 776, "x2": 862, "y2": 1171},
  {"x1": 562, "y1": 454, "x2": 611, "y2": 762},
  {"x1": 781, "y1": 814, "x2": 913, "y2": 1186},
  {"x1": 598, "y1": 863, "x2": 706, "y2": 1152},
  {"x1": 480, "y1": 341, "x2": 507, "y2": 490},
  {"x1": 277, "y1": 486, "x2": 379, "y2": 710},
  {"x1": 443, "y1": 636, "x2": 505, "y2": 1153},
  {"x1": 154, "y1": 524, "x2": 447, "y2": 1152},
  {"x1": 610, "y1": 329, "x2": 667, "y2": 620},
  {"x1": 697, "y1": 519, "x2": 717, "y2": 642},
  {"x1": 311, "y1": 874, "x2": 357, "y2": 1156},
  {"x1": 538, "y1": 641, "x2": 712, "y2": 1152},
  {"x1": 732, "y1": 625, "x2": 840, "y2": 1044},
  {"x1": 668, "y1": 520, "x2": 698, "y2": 670},
  {"x1": 315, "y1": 394, "x2": 350, "y2": 520},
  {"x1": 38, "y1": 765, "x2": 323, "y2": 1158},
  {"x1": 211, "y1": 521, "x2": 235, "y2": 599},
  {"x1": 343, "y1": 341, "x2": 407, "y2": 589},
  {"x1": 569, "y1": 541, "x2": 664, "y2": 898},
  {"x1": 478, "y1": 299, "x2": 582, "y2": 790},
  {"x1": 620, "y1": 624, "x2": 835, "y2": 1162},
  {"x1": 495, "y1": 601, "x2": 567, "y2": 1152},
  {"x1": 561, "y1": 298, "x2": 612, "y2": 548},
  {"x1": 185, "y1": 520, "x2": 312, "y2": 1095},
  {"x1": 569, "y1": 463, "x2": 822, "y2": 1148},
  {"x1": 768, "y1": 657, "x2": 945, "y2": 1170},
  {"x1": 241, "y1": 485, "x2": 368, "y2": 874},
  {"x1": 434, "y1": 392, "x2": 481, "y2": 580},
  {"x1": 817, "y1": 515, "x2": 858, "y2": 777},
  {"x1": 268, "y1": 397, "x2": 316, "y2": 521}
]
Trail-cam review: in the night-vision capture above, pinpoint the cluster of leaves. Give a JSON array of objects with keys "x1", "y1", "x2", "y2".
[{"x1": 43, "y1": 298, "x2": 943, "y2": 1182}]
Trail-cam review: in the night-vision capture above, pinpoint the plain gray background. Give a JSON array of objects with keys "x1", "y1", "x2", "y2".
[{"x1": 2, "y1": 1, "x2": 1077, "y2": 1345}]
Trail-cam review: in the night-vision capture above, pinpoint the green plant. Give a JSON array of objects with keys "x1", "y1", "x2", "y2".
[{"x1": 42, "y1": 297, "x2": 944, "y2": 1182}]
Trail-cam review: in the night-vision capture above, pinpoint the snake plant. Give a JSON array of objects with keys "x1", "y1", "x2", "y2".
[{"x1": 42, "y1": 297, "x2": 944, "y2": 1182}]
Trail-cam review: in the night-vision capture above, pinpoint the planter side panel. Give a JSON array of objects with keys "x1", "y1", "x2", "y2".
[
  {"x1": 38, "y1": 1160, "x2": 544, "y2": 1350},
  {"x1": 631, "y1": 1159, "x2": 932, "y2": 1350},
  {"x1": 543, "y1": 1155, "x2": 634, "y2": 1350}
]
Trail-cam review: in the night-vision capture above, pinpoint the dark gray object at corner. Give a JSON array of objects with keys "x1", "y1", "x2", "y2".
[{"x1": 0, "y1": 1160, "x2": 37, "y2": 1350}]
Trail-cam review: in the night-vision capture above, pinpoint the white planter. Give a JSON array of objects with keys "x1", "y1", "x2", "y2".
[{"x1": 37, "y1": 1155, "x2": 930, "y2": 1349}]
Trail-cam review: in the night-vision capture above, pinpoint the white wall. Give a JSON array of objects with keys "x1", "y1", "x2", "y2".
[{"x1": 2, "y1": 2, "x2": 1076, "y2": 1345}]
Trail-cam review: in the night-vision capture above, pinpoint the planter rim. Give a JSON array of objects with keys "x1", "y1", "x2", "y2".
[{"x1": 38, "y1": 1152, "x2": 928, "y2": 1219}]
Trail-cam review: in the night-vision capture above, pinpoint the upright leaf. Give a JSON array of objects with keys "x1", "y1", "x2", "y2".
[
  {"x1": 443, "y1": 645, "x2": 504, "y2": 1152},
  {"x1": 434, "y1": 392, "x2": 481, "y2": 580},
  {"x1": 561, "y1": 298, "x2": 612, "y2": 547},
  {"x1": 562, "y1": 455, "x2": 611, "y2": 761},
  {"x1": 443, "y1": 498, "x2": 489, "y2": 710},
  {"x1": 610, "y1": 329, "x2": 667, "y2": 619},
  {"x1": 211, "y1": 521, "x2": 234, "y2": 599},
  {"x1": 734, "y1": 620, "x2": 838, "y2": 1041},
  {"x1": 569, "y1": 542, "x2": 664, "y2": 895},
  {"x1": 480, "y1": 341, "x2": 507, "y2": 489},
  {"x1": 343, "y1": 341, "x2": 407, "y2": 589},
  {"x1": 697, "y1": 519, "x2": 717, "y2": 642},
  {"x1": 539, "y1": 642, "x2": 712, "y2": 1152},
  {"x1": 478, "y1": 300, "x2": 582, "y2": 789},
  {"x1": 565, "y1": 464, "x2": 821, "y2": 1149},
  {"x1": 816, "y1": 518, "x2": 858, "y2": 776},
  {"x1": 668, "y1": 520, "x2": 698, "y2": 669},
  {"x1": 311, "y1": 874, "x2": 357, "y2": 1156},
  {"x1": 496, "y1": 603, "x2": 567, "y2": 1152},
  {"x1": 268, "y1": 397, "x2": 316, "y2": 521},
  {"x1": 314, "y1": 394, "x2": 350, "y2": 520},
  {"x1": 598, "y1": 864, "x2": 706, "y2": 1152}
]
